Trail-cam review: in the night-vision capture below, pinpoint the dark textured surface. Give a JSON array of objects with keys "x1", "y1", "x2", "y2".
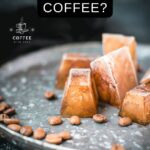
[
  {"x1": 0, "y1": 138, "x2": 20, "y2": 150},
  {"x1": 0, "y1": 42, "x2": 150, "y2": 150}
]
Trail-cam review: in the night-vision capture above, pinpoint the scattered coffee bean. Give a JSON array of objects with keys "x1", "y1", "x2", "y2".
[
  {"x1": 48, "y1": 116, "x2": 62, "y2": 125},
  {"x1": 70, "y1": 116, "x2": 81, "y2": 125},
  {"x1": 33, "y1": 128, "x2": 46, "y2": 140},
  {"x1": 119, "y1": 117, "x2": 132, "y2": 127},
  {"x1": 0, "y1": 105, "x2": 6, "y2": 113},
  {"x1": 111, "y1": 144, "x2": 125, "y2": 150},
  {"x1": 3, "y1": 108, "x2": 16, "y2": 116},
  {"x1": 0, "y1": 96, "x2": 4, "y2": 102},
  {"x1": 0, "y1": 114, "x2": 9, "y2": 122},
  {"x1": 0, "y1": 102, "x2": 9, "y2": 113},
  {"x1": 93, "y1": 114, "x2": 107, "y2": 123},
  {"x1": 137, "y1": 64, "x2": 143, "y2": 73},
  {"x1": 58, "y1": 131, "x2": 72, "y2": 140},
  {"x1": 3, "y1": 118, "x2": 20, "y2": 125},
  {"x1": 20, "y1": 126, "x2": 33, "y2": 136},
  {"x1": 7, "y1": 124, "x2": 21, "y2": 132},
  {"x1": 45, "y1": 134, "x2": 62, "y2": 144},
  {"x1": 44, "y1": 91, "x2": 56, "y2": 100}
]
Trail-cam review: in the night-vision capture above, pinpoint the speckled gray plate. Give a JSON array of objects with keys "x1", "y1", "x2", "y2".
[{"x1": 0, "y1": 42, "x2": 150, "y2": 150}]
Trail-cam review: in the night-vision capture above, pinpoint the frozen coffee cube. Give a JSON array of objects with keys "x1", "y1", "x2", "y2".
[
  {"x1": 119, "y1": 83, "x2": 150, "y2": 125},
  {"x1": 61, "y1": 68, "x2": 98, "y2": 117},
  {"x1": 102, "y1": 33, "x2": 137, "y2": 68},
  {"x1": 56, "y1": 53, "x2": 95, "y2": 89},
  {"x1": 91, "y1": 47, "x2": 137, "y2": 107}
]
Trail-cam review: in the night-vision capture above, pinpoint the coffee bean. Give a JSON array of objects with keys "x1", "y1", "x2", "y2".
[
  {"x1": 111, "y1": 144, "x2": 125, "y2": 150},
  {"x1": 58, "y1": 131, "x2": 72, "y2": 140},
  {"x1": 0, "y1": 96, "x2": 4, "y2": 102},
  {"x1": 0, "y1": 102, "x2": 9, "y2": 113},
  {"x1": 93, "y1": 114, "x2": 107, "y2": 123},
  {"x1": 0, "y1": 114, "x2": 9, "y2": 122},
  {"x1": 119, "y1": 117, "x2": 132, "y2": 127},
  {"x1": 48, "y1": 116, "x2": 62, "y2": 125},
  {"x1": 3, "y1": 108, "x2": 16, "y2": 116},
  {"x1": 20, "y1": 126, "x2": 33, "y2": 136},
  {"x1": 0, "y1": 105, "x2": 6, "y2": 113},
  {"x1": 45, "y1": 134, "x2": 62, "y2": 144},
  {"x1": 70, "y1": 116, "x2": 81, "y2": 125},
  {"x1": 4, "y1": 118, "x2": 20, "y2": 125},
  {"x1": 33, "y1": 128, "x2": 46, "y2": 140},
  {"x1": 137, "y1": 64, "x2": 143, "y2": 73},
  {"x1": 7, "y1": 124, "x2": 21, "y2": 132},
  {"x1": 44, "y1": 91, "x2": 56, "y2": 100}
]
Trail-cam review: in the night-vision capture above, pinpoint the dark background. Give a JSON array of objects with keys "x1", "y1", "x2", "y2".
[
  {"x1": 0, "y1": 0, "x2": 150, "y2": 66},
  {"x1": 0, "y1": 0, "x2": 150, "y2": 149}
]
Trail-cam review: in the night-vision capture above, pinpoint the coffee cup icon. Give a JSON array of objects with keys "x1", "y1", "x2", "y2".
[{"x1": 16, "y1": 18, "x2": 29, "y2": 34}]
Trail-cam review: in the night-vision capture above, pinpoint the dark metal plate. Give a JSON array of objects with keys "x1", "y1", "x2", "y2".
[{"x1": 0, "y1": 42, "x2": 150, "y2": 150}]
